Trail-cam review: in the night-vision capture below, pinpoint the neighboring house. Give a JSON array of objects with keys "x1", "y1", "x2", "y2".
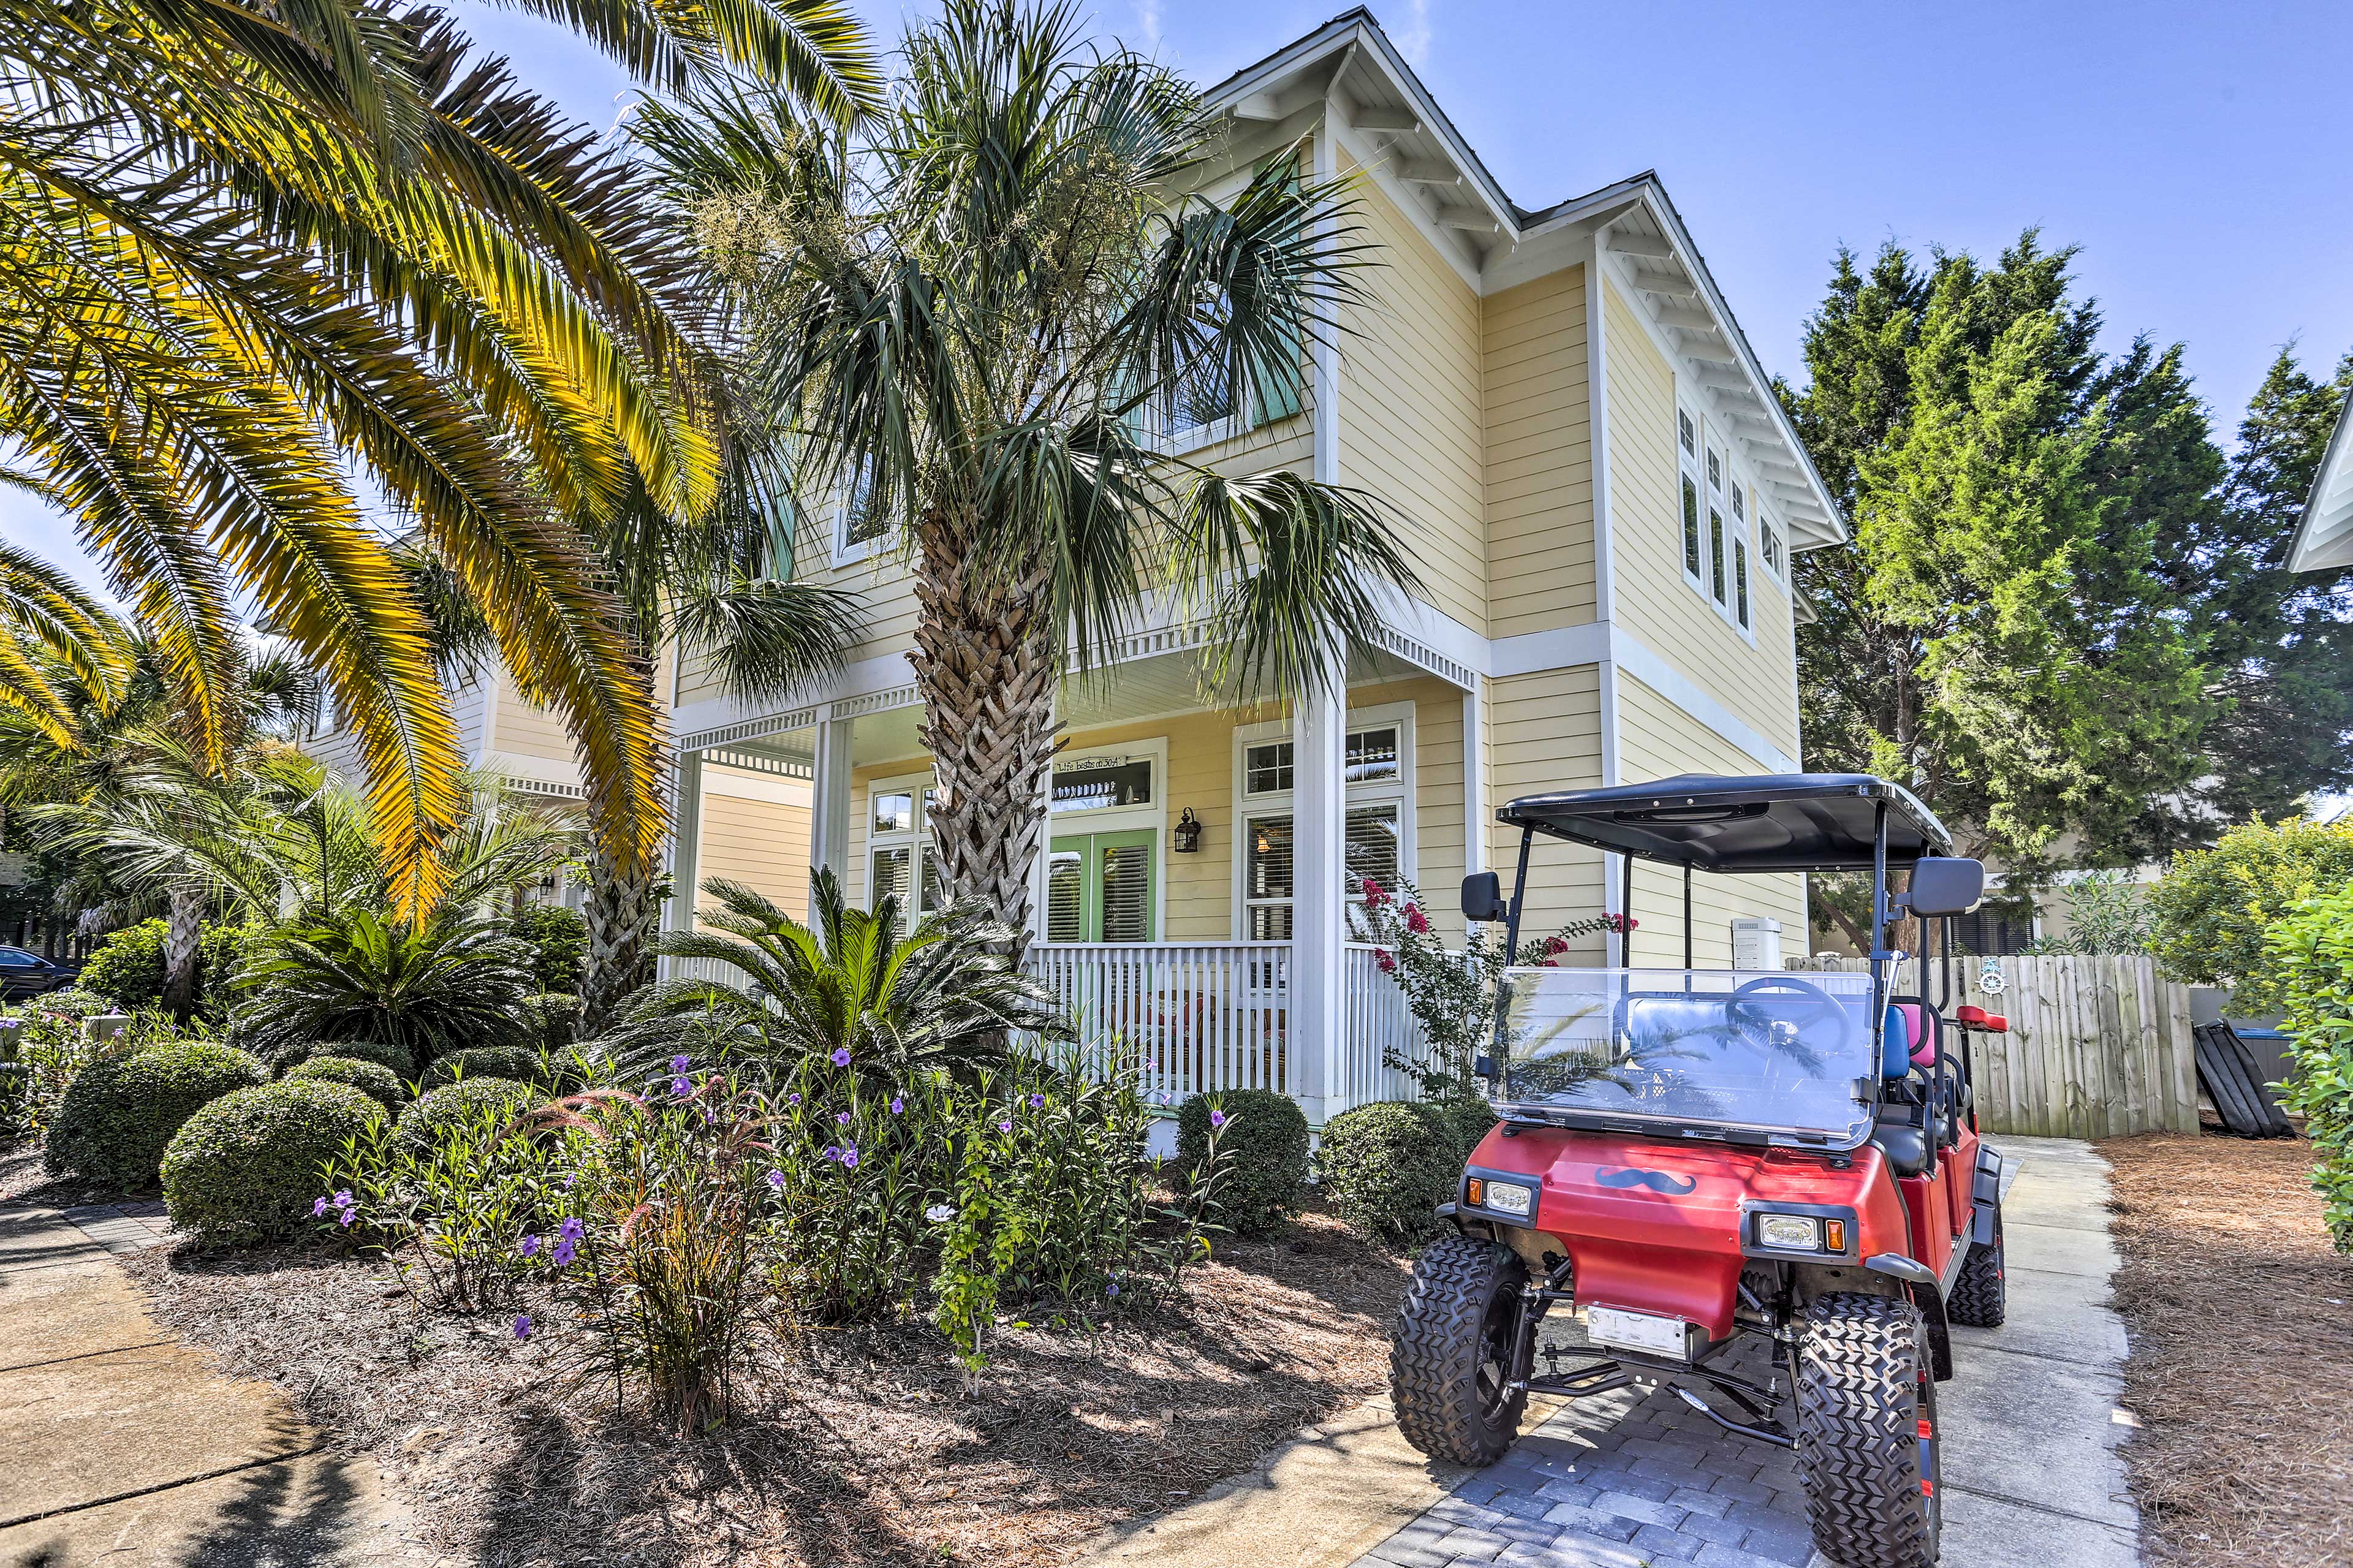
[
  {"x1": 661, "y1": 9, "x2": 1849, "y2": 1129},
  {"x1": 2289, "y1": 381, "x2": 2353, "y2": 574}
]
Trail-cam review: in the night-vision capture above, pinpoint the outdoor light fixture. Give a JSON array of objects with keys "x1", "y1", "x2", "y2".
[{"x1": 1173, "y1": 808, "x2": 1203, "y2": 854}]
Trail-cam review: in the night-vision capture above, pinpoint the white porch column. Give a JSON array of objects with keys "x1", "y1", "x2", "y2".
[
  {"x1": 1462, "y1": 675, "x2": 1487, "y2": 877},
  {"x1": 665, "y1": 748, "x2": 704, "y2": 938},
  {"x1": 808, "y1": 708, "x2": 855, "y2": 923},
  {"x1": 1289, "y1": 685, "x2": 1346, "y2": 1126}
]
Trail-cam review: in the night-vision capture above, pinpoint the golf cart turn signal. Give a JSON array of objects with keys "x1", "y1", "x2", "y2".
[
  {"x1": 1468, "y1": 1178, "x2": 1535, "y2": 1218},
  {"x1": 1757, "y1": 1214, "x2": 1844, "y2": 1252}
]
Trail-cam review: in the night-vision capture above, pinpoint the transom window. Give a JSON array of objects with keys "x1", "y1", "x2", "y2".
[{"x1": 1760, "y1": 513, "x2": 1786, "y2": 580}]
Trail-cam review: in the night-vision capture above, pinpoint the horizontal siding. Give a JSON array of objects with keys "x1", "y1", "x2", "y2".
[
  {"x1": 1488, "y1": 665, "x2": 1609, "y2": 961},
  {"x1": 1484, "y1": 266, "x2": 1594, "y2": 636},
  {"x1": 485, "y1": 670, "x2": 577, "y2": 768},
  {"x1": 1339, "y1": 161, "x2": 1487, "y2": 635},
  {"x1": 1614, "y1": 672, "x2": 1808, "y2": 968},
  {"x1": 691, "y1": 768, "x2": 812, "y2": 928},
  {"x1": 1604, "y1": 282, "x2": 1799, "y2": 760}
]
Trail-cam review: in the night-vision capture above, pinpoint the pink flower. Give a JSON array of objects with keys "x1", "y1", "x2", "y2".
[
  {"x1": 1544, "y1": 936, "x2": 1569, "y2": 956},
  {"x1": 1374, "y1": 949, "x2": 1398, "y2": 974},
  {"x1": 1362, "y1": 879, "x2": 1388, "y2": 907},
  {"x1": 1404, "y1": 904, "x2": 1429, "y2": 934}
]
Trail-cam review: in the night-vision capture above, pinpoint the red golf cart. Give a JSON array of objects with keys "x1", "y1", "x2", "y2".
[{"x1": 1390, "y1": 773, "x2": 2007, "y2": 1568}]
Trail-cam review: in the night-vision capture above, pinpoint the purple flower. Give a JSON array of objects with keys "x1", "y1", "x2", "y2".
[
  {"x1": 765, "y1": 1170, "x2": 784, "y2": 1191},
  {"x1": 836, "y1": 1110, "x2": 851, "y2": 1126},
  {"x1": 788, "y1": 1093, "x2": 801, "y2": 1106},
  {"x1": 1106, "y1": 1282, "x2": 1120, "y2": 1298},
  {"x1": 702, "y1": 1101, "x2": 718, "y2": 1124},
  {"x1": 823, "y1": 1145, "x2": 841, "y2": 1162},
  {"x1": 998, "y1": 1119, "x2": 1012, "y2": 1134},
  {"x1": 670, "y1": 1077, "x2": 691, "y2": 1098},
  {"x1": 551, "y1": 1239, "x2": 577, "y2": 1267},
  {"x1": 562, "y1": 1173, "x2": 577, "y2": 1190},
  {"x1": 890, "y1": 1097, "x2": 904, "y2": 1115},
  {"x1": 670, "y1": 1054, "x2": 690, "y2": 1074},
  {"x1": 519, "y1": 1234, "x2": 542, "y2": 1258},
  {"x1": 313, "y1": 1197, "x2": 330, "y2": 1218},
  {"x1": 338, "y1": 1207, "x2": 355, "y2": 1228},
  {"x1": 558, "y1": 1217, "x2": 585, "y2": 1243},
  {"x1": 1208, "y1": 1109, "x2": 1227, "y2": 1129},
  {"x1": 332, "y1": 1190, "x2": 352, "y2": 1208},
  {"x1": 513, "y1": 1314, "x2": 532, "y2": 1340},
  {"x1": 1028, "y1": 1094, "x2": 1044, "y2": 1108},
  {"x1": 840, "y1": 1145, "x2": 859, "y2": 1170},
  {"x1": 830, "y1": 1047, "x2": 852, "y2": 1067}
]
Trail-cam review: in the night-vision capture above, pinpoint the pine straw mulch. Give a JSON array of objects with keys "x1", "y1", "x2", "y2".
[
  {"x1": 2102, "y1": 1130, "x2": 2353, "y2": 1568},
  {"x1": 102, "y1": 1194, "x2": 1409, "y2": 1568}
]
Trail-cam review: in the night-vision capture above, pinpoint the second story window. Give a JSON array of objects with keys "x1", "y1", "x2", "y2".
[
  {"x1": 1760, "y1": 513, "x2": 1785, "y2": 580},
  {"x1": 1678, "y1": 404, "x2": 1706, "y2": 586},
  {"x1": 834, "y1": 461, "x2": 890, "y2": 564},
  {"x1": 1706, "y1": 446, "x2": 1729, "y2": 606}
]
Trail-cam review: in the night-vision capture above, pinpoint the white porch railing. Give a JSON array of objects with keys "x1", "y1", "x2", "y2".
[{"x1": 654, "y1": 939, "x2": 1430, "y2": 1120}]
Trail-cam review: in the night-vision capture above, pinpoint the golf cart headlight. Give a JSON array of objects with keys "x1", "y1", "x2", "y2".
[
  {"x1": 1468, "y1": 1177, "x2": 1536, "y2": 1218},
  {"x1": 1758, "y1": 1214, "x2": 1823, "y2": 1251}
]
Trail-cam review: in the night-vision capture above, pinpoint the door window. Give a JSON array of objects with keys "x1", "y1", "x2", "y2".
[{"x1": 1047, "y1": 830, "x2": 1157, "y2": 942}]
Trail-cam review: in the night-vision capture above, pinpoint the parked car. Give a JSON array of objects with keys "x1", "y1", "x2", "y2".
[
  {"x1": 1394, "y1": 773, "x2": 2007, "y2": 1568},
  {"x1": 0, "y1": 946, "x2": 73, "y2": 1001}
]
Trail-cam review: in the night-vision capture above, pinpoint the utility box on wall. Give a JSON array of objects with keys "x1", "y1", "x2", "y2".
[{"x1": 1732, "y1": 917, "x2": 1783, "y2": 972}]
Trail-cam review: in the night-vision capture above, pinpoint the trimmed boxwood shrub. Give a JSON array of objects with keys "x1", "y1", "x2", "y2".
[
  {"x1": 1317, "y1": 1100, "x2": 1464, "y2": 1245},
  {"x1": 285, "y1": 1055, "x2": 407, "y2": 1110},
  {"x1": 420, "y1": 1046, "x2": 547, "y2": 1090},
  {"x1": 395, "y1": 1077, "x2": 537, "y2": 1149},
  {"x1": 161, "y1": 1080, "x2": 384, "y2": 1244},
  {"x1": 1429, "y1": 1095, "x2": 1499, "y2": 1164},
  {"x1": 265, "y1": 1035, "x2": 415, "y2": 1080},
  {"x1": 1178, "y1": 1087, "x2": 1309, "y2": 1237},
  {"x1": 44, "y1": 1042, "x2": 268, "y2": 1188}
]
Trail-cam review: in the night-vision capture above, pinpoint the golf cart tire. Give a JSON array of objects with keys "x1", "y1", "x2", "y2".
[
  {"x1": 1390, "y1": 1234, "x2": 1528, "y2": 1466},
  {"x1": 1948, "y1": 1206, "x2": 2007, "y2": 1328},
  {"x1": 1796, "y1": 1292, "x2": 1941, "y2": 1568}
]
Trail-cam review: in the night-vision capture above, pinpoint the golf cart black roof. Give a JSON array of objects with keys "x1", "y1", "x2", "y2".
[{"x1": 1496, "y1": 773, "x2": 1954, "y2": 872}]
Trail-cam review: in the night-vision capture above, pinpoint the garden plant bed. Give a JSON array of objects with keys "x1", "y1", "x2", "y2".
[
  {"x1": 115, "y1": 1200, "x2": 1408, "y2": 1568},
  {"x1": 2104, "y1": 1131, "x2": 2353, "y2": 1567}
]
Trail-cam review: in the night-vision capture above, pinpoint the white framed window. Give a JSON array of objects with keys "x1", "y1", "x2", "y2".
[
  {"x1": 831, "y1": 461, "x2": 892, "y2": 566},
  {"x1": 865, "y1": 771, "x2": 942, "y2": 930},
  {"x1": 1729, "y1": 481, "x2": 1752, "y2": 632},
  {"x1": 1677, "y1": 403, "x2": 1707, "y2": 589},
  {"x1": 1231, "y1": 706, "x2": 1413, "y2": 941},
  {"x1": 1759, "y1": 506, "x2": 1786, "y2": 585}
]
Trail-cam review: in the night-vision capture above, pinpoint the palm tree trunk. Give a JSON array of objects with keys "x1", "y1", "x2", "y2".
[
  {"x1": 162, "y1": 884, "x2": 203, "y2": 1020},
  {"x1": 580, "y1": 848, "x2": 660, "y2": 1035},
  {"x1": 909, "y1": 507, "x2": 1059, "y2": 958}
]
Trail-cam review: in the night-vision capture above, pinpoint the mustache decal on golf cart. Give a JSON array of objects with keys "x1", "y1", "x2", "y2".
[{"x1": 1593, "y1": 1167, "x2": 1699, "y2": 1195}]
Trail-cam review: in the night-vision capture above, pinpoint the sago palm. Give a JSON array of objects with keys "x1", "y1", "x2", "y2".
[
  {"x1": 1, "y1": 0, "x2": 881, "y2": 921},
  {"x1": 639, "y1": 0, "x2": 1422, "y2": 949}
]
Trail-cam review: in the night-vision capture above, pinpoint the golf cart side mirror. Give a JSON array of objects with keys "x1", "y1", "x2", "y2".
[
  {"x1": 1461, "y1": 871, "x2": 1508, "y2": 923},
  {"x1": 1906, "y1": 857, "x2": 1985, "y2": 917}
]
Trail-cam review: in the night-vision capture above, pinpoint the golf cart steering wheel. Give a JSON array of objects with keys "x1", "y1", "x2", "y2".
[{"x1": 1727, "y1": 975, "x2": 1854, "y2": 1061}]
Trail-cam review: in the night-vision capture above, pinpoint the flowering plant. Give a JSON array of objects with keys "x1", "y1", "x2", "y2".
[{"x1": 1351, "y1": 874, "x2": 1634, "y2": 1096}]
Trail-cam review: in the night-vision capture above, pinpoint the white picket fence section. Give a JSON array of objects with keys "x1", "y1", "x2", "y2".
[
  {"x1": 1788, "y1": 953, "x2": 2198, "y2": 1138},
  {"x1": 660, "y1": 939, "x2": 1428, "y2": 1118}
]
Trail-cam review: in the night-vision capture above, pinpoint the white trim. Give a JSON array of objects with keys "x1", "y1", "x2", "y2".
[
  {"x1": 1587, "y1": 230, "x2": 1615, "y2": 627},
  {"x1": 1042, "y1": 736, "x2": 1171, "y2": 945},
  {"x1": 1461, "y1": 677, "x2": 1486, "y2": 876},
  {"x1": 1490, "y1": 619, "x2": 1612, "y2": 678},
  {"x1": 1312, "y1": 112, "x2": 1341, "y2": 489},
  {"x1": 1612, "y1": 638, "x2": 1797, "y2": 775}
]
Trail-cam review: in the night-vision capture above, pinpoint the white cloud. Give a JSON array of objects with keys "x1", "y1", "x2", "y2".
[
  {"x1": 1395, "y1": 0, "x2": 1431, "y2": 66},
  {"x1": 1135, "y1": 0, "x2": 1162, "y2": 54}
]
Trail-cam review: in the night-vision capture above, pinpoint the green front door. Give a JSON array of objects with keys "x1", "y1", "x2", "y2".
[{"x1": 1045, "y1": 829, "x2": 1157, "y2": 943}]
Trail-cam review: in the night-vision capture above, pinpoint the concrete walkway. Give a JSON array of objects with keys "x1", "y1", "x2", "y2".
[
  {"x1": 0, "y1": 1203, "x2": 431, "y2": 1568},
  {"x1": 1076, "y1": 1135, "x2": 2140, "y2": 1568}
]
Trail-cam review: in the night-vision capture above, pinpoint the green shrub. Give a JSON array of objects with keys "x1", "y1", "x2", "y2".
[
  {"x1": 26, "y1": 987, "x2": 108, "y2": 1021},
  {"x1": 521, "y1": 992, "x2": 581, "y2": 1054},
  {"x1": 44, "y1": 1041, "x2": 268, "y2": 1188},
  {"x1": 395, "y1": 1077, "x2": 537, "y2": 1148},
  {"x1": 1176, "y1": 1088, "x2": 1308, "y2": 1237},
  {"x1": 285, "y1": 1055, "x2": 407, "y2": 1110},
  {"x1": 233, "y1": 909, "x2": 537, "y2": 1069},
  {"x1": 1317, "y1": 1100, "x2": 1463, "y2": 1245},
  {"x1": 509, "y1": 906, "x2": 588, "y2": 994},
  {"x1": 2269, "y1": 882, "x2": 2353, "y2": 1251},
  {"x1": 2150, "y1": 816, "x2": 2353, "y2": 1010},
  {"x1": 161, "y1": 1080, "x2": 384, "y2": 1244},
  {"x1": 78, "y1": 920, "x2": 254, "y2": 1018},
  {"x1": 421, "y1": 1047, "x2": 547, "y2": 1090},
  {"x1": 1429, "y1": 1094, "x2": 1499, "y2": 1165},
  {"x1": 265, "y1": 1035, "x2": 416, "y2": 1080}
]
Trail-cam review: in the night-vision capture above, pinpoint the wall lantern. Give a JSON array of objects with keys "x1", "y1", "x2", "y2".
[{"x1": 1172, "y1": 808, "x2": 1204, "y2": 855}]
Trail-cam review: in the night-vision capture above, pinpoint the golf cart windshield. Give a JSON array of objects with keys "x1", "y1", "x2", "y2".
[{"x1": 1496, "y1": 966, "x2": 1878, "y2": 1143}]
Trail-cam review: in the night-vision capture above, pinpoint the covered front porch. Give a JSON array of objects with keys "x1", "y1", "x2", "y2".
[{"x1": 661, "y1": 623, "x2": 1491, "y2": 1126}]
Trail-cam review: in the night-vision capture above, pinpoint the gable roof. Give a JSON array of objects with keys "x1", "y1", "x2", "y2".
[
  {"x1": 1202, "y1": 9, "x2": 1847, "y2": 548},
  {"x1": 2290, "y1": 384, "x2": 2353, "y2": 573}
]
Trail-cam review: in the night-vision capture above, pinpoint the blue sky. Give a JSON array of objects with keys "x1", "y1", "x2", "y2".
[{"x1": 10, "y1": 0, "x2": 2350, "y2": 596}]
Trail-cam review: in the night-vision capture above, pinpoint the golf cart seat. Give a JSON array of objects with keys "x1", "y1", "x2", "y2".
[{"x1": 1871, "y1": 1110, "x2": 1932, "y2": 1178}]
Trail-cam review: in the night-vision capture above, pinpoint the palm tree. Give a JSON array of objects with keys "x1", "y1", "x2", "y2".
[
  {"x1": 637, "y1": 0, "x2": 1422, "y2": 950},
  {"x1": 1, "y1": 0, "x2": 882, "y2": 923}
]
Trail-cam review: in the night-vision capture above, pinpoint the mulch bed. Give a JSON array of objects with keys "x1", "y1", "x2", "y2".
[
  {"x1": 2103, "y1": 1131, "x2": 2353, "y2": 1567},
  {"x1": 72, "y1": 1170, "x2": 1408, "y2": 1568}
]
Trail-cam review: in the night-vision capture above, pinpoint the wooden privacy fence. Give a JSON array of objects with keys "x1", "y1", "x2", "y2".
[{"x1": 1789, "y1": 954, "x2": 2197, "y2": 1138}]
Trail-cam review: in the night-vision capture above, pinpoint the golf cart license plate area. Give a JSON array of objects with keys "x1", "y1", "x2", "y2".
[{"x1": 1586, "y1": 1305, "x2": 1690, "y2": 1359}]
